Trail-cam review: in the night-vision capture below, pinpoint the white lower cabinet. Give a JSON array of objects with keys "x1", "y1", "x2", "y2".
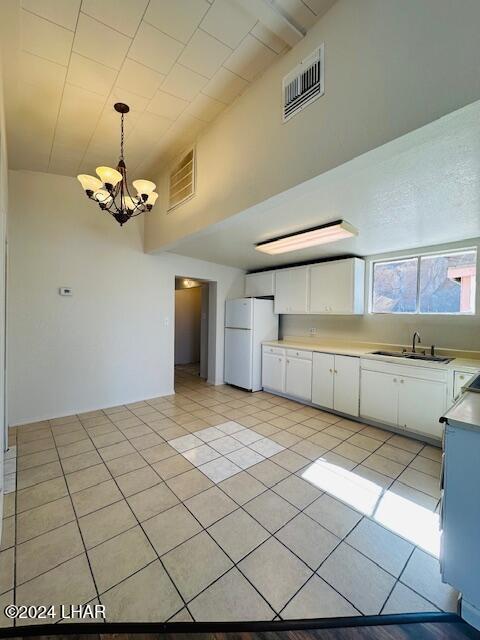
[
  {"x1": 262, "y1": 350, "x2": 285, "y2": 393},
  {"x1": 360, "y1": 359, "x2": 447, "y2": 439},
  {"x1": 360, "y1": 369, "x2": 398, "y2": 426},
  {"x1": 398, "y1": 377, "x2": 446, "y2": 438},
  {"x1": 262, "y1": 347, "x2": 449, "y2": 439},
  {"x1": 311, "y1": 353, "x2": 334, "y2": 409},
  {"x1": 285, "y1": 352, "x2": 312, "y2": 401},
  {"x1": 333, "y1": 355, "x2": 361, "y2": 416},
  {"x1": 312, "y1": 353, "x2": 360, "y2": 416}
]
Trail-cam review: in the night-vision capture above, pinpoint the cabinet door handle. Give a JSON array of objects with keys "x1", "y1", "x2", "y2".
[
  {"x1": 278, "y1": 358, "x2": 282, "y2": 362},
  {"x1": 334, "y1": 369, "x2": 338, "y2": 374},
  {"x1": 400, "y1": 379, "x2": 404, "y2": 384},
  {"x1": 329, "y1": 368, "x2": 333, "y2": 373},
  {"x1": 286, "y1": 359, "x2": 290, "y2": 364},
  {"x1": 393, "y1": 378, "x2": 397, "y2": 382}
]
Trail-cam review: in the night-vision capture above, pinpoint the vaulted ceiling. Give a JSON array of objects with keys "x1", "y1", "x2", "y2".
[
  {"x1": 0, "y1": 0, "x2": 335, "y2": 179},
  {"x1": 164, "y1": 101, "x2": 480, "y2": 270}
]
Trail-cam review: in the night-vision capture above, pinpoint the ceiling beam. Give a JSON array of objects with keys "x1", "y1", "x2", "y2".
[{"x1": 239, "y1": 0, "x2": 306, "y2": 48}]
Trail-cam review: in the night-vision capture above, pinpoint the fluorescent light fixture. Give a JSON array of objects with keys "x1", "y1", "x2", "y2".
[{"x1": 255, "y1": 219, "x2": 357, "y2": 255}]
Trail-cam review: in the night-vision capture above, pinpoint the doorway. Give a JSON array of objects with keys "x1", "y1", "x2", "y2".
[{"x1": 174, "y1": 277, "x2": 210, "y2": 381}]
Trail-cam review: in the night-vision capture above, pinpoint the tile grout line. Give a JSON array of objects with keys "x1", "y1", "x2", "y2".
[
  {"x1": 15, "y1": 409, "x2": 440, "y2": 551},
  {"x1": 74, "y1": 410, "x2": 200, "y2": 622},
  {"x1": 159, "y1": 493, "x2": 278, "y2": 620},
  {"x1": 378, "y1": 545, "x2": 417, "y2": 616},
  {"x1": 9, "y1": 374, "x2": 445, "y2": 621},
  {"x1": 44, "y1": 420, "x2": 105, "y2": 617}
]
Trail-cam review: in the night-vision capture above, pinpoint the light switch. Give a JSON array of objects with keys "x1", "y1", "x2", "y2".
[{"x1": 59, "y1": 287, "x2": 73, "y2": 296}]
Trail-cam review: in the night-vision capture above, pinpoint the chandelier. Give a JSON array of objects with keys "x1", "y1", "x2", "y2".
[{"x1": 77, "y1": 103, "x2": 158, "y2": 226}]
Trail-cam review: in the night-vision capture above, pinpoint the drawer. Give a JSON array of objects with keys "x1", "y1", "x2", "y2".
[
  {"x1": 361, "y1": 358, "x2": 448, "y2": 383},
  {"x1": 453, "y1": 370, "x2": 476, "y2": 399},
  {"x1": 286, "y1": 349, "x2": 313, "y2": 360},
  {"x1": 263, "y1": 346, "x2": 285, "y2": 356}
]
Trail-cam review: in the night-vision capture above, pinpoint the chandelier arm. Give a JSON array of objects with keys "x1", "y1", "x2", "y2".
[
  {"x1": 124, "y1": 179, "x2": 144, "y2": 213},
  {"x1": 102, "y1": 182, "x2": 122, "y2": 214},
  {"x1": 119, "y1": 165, "x2": 127, "y2": 213},
  {"x1": 109, "y1": 189, "x2": 123, "y2": 215}
]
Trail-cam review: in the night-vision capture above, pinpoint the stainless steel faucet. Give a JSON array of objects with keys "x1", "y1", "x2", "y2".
[{"x1": 412, "y1": 331, "x2": 421, "y2": 353}]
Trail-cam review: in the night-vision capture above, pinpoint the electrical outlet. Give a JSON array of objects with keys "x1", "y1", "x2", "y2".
[{"x1": 309, "y1": 327, "x2": 317, "y2": 335}]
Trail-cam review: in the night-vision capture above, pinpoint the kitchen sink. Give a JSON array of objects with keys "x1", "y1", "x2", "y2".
[
  {"x1": 371, "y1": 350, "x2": 405, "y2": 358},
  {"x1": 370, "y1": 350, "x2": 454, "y2": 363}
]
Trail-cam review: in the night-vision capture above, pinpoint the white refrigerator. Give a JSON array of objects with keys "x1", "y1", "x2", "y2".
[{"x1": 224, "y1": 298, "x2": 278, "y2": 392}]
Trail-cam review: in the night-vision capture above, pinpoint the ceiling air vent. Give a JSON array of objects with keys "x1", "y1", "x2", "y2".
[
  {"x1": 168, "y1": 148, "x2": 195, "y2": 211},
  {"x1": 282, "y1": 45, "x2": 324, "y2": 122}
]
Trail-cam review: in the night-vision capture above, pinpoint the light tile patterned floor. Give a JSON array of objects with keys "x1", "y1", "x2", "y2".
[{"x1": 0, "y1": 367, "x2": 456, "y2": 626}]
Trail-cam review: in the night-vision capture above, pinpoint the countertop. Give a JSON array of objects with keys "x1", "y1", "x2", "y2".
[
  {"x1": 262, "y1": 337, "x2": 480, "y2": 372},
  {"x1": 443, "y1": 390, "x2": 480, "y2": 430}
]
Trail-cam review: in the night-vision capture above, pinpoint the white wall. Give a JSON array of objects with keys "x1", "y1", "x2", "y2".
[
  {"x1": 145, "y1": 0, "x2": 480, "y2": 252},
  {"x1": 280, "y1": 239, "x2": 480, "y2": 352},
  {"x1": 174, "y1": 287, "x2": 201, "y2": 365},
  {"x1": 8, "y1": 170, "x2": 244, "y2": 426}
]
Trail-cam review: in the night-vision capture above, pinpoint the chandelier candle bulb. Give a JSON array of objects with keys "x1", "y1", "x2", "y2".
[
  {"x1": 94, "y1": 189, "x2": 112, "y2": 203},
  {"x1": 77, "y1": 103, "x2": 158, "y2": 226},
  {"x1": 95, "y1": 166, "x2": 122, "y2": 188},
  {"x1": 133, "y1": 179, "x2": 156, "y2": 197},
  {"x1": 77, "y1": 174, "x2": 103, "y2": 194},
  {"x1": 123, "y1": 196, "x2": 138, "y2": 211}
]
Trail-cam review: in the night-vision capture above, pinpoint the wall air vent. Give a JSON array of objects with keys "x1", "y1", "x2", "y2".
[
  {"x1": 168, "y1": 148, "x2": 195, "y2": 211},
  {"x1": 282, "y1": 45, "x2": 324, "y2": 122}
]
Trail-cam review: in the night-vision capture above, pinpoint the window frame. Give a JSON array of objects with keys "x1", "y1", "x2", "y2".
[{"x1": 369, "y1": 247, "x2": 477, "y2": 316}]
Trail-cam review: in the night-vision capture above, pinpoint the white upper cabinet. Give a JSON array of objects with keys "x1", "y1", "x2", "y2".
[
  {"x1": 249, "y1": 257, "x2": 365, "y2": 315},
  {"x1": 274, "y1": 267, "x2": 309, "y2": 314},
  {"x1": 245, "y1": 271, "x2": 275, "y2": 297},
  {"x1": 309, "y1": 258, "x2": 365, "y2": 314}
]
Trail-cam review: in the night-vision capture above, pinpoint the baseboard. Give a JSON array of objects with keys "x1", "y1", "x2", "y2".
[
  {"x1": 9, "y1": 388, "x2": 176, "y2": 428},
  {"x1": 461, "y1": 599, "x2": 480, "y2": 631}
]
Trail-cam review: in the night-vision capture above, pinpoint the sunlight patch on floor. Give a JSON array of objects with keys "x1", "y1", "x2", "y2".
[{"x1": 302, "y1": 459, "x2": 440, "y2": 557}]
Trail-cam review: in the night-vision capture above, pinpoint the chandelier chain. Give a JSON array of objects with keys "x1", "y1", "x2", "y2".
[{"x1": 120, "y1": 112, "x2": 125, "y2": 161}]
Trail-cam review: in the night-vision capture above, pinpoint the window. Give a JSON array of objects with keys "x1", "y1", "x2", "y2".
[{"x1": 371, "y1": 249, "x2": 477, "y2": 314}]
